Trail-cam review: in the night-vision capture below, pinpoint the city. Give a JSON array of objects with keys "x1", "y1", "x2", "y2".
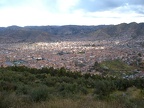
[{"x1": 0, "y1": 38, "x2": 144, "y2": 73}]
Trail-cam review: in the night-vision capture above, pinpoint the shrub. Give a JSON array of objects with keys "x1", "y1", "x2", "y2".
[
  {"x1": 0, "y1": 81, "x2": 17, "y2": 91},
  {"x1": 29, "y1": 85, "x2": 50, "y2": 102},
  {"x1": 16, "y1": 85, "x2": 31, "y2": 95},
  {"x1": 94, "y1": 80, "x2": 116, "y2": 99}
]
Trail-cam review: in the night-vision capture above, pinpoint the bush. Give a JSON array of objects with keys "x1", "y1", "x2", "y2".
[
  {"x1": 29, "y1": 85, "x2": 50, "y2": 102},
  {"x1": 16, "y1": 85, "x2": 31, "y2": 95},
  {"x1": 0, "y1": 81, "x2": 17, "y2": 91},
  {"x1": 56, "y1": 82, "x2": 80, "y2": 98},
  {"x1": 94, "y1": 80, "x2": 116, "y2": 99},
  {"x1": 109, "y1": 87, "x2": 144, "y2": 108},
  {"x1": 0, "y1": 92, "x2": 25, "y2": 108}
]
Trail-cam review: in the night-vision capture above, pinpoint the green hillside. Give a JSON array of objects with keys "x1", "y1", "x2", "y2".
[
  {"x1": 100, "y1": 59, "x2": 134, "y2": 71},
  {"x1": 0, "y1": 66, "x2": 144, "y2": 108}
]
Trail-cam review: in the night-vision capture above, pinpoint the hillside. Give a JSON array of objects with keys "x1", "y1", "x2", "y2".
[
  {"x1": 0, "y1": 27, "x2": 53, "y2": 43},
  {"x1": 0, "y1": 66, "x2": 144, "y2": 108},
  {"x1": 89, "y1": 22, "x2": 144, "y2": 39},
  {"x1": 0, "y1": 22, "x2": 144, "y2": 43}
]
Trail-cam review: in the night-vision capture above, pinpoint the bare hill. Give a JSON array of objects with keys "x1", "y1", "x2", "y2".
[{"x1": 0, "y1": 22, "x2": 144, "y2": 43}]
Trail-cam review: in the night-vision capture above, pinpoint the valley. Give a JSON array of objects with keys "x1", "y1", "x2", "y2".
[{"x1": 0, "y1": 22, "x2": 144, "y2": 73}]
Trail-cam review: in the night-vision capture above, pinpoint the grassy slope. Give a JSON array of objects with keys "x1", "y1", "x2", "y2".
[
  {"x1": 0, "y1": 66, "x2": 144, "y2": 108},
  {"x1": 100, "y1": 59, "x2": 134, "y2": 71}
]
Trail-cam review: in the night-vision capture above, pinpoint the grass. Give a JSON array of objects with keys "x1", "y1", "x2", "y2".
[
  {"x1": 31, "y1": 98, "x2": 124, "y2": 108},
  {"x1": 99, "y1": 59, "x2": 134, "y2": 72},
  {"x1": 0, "y1": 94, "x2": 124, "y2": 108},
  {"x1": 109, "y1": 87, "x2": 144, "y2": 108}
]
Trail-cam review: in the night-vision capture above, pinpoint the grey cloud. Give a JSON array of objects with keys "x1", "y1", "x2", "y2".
[
  {"x1": 75, "y1": 0, "x2": 122, "y2": 12},
  {"x1": 75, "y1": 0, "x2": 144, "y2": 13},
  {"x1": 132, "y1": 6, "x2": 144, "y2": 14},
  {"x1": 128, "y1": 0, "x2": 144, "y2": 5},
  {"x1": 125, "y1": 1, "x2": 144, "y2": 14}
]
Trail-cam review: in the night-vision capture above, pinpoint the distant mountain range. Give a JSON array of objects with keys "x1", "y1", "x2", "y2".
[{"x1": 0, "y1": 22, "x2": 144, "y2": 43}]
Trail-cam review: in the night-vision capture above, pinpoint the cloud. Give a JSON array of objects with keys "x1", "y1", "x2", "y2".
[
  {"x1": 0, "y1": 0, "x2": 29, "y2": 8},
  {"x1": 0, "y1": 0, "x2": 144, "y2": 26},
  {"x1": 75, "y1": 0, "x2": 144, "y2": 13},
  {"x1": 75, "y1": 0, "x2": 122, "y2": 12},
  {"x1": 56, "y1": 0, "x2": 79, "y2": 13}
]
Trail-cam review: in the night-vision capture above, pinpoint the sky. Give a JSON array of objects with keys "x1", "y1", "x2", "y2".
[{"x1": 0, "y1": 0, "x2": 144, "y2": 27}]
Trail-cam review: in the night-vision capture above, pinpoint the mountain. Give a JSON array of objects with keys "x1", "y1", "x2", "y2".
[
  {"x1": 25, "y1": 25, "x2": 105, "y2": 36},
  {"x1": 90, "y1": 22, "x2": 144, "y2": 38},
  {"x1": 0, "y1": 26, "x2": 53, "y2": 43},
  {"x1": 0, "y1": 22, "x2": 144, "y2": 43}
]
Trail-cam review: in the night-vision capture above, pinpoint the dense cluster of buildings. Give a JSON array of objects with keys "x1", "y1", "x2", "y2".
[{"x1": 0, "y1": 39, "x2": 144, "y2": 72}]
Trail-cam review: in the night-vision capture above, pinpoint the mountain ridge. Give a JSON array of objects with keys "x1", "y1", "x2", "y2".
[{"x1": 0, "y1": 22, "x2": 144, "y2": 43}]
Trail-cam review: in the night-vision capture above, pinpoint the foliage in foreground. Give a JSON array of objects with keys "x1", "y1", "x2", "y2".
[{"x1": 0, "y1": 66, "x2": 144, "y2": 108}]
